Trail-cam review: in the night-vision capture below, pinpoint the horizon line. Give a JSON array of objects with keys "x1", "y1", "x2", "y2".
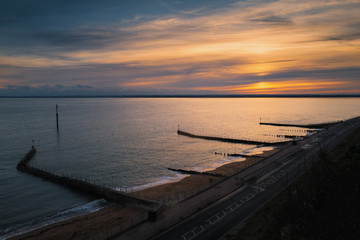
[{"x1": 1, "y1": 94, "x2": 360, "y2": 98}]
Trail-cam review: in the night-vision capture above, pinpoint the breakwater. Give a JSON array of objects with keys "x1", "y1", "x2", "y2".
[
  {"x1": 215, "y1": 152, "x2": 264, "y2": 158},
  {"x1": 17, "y1": 148, "x2": 161, "y2": 213},
  {"x1": 177, "y1": 130, "x2": 291, "y2": 146},
  {"x1": 16, "y1": 147, "x2": 36, "y2": 168},
  {"x1": 227, "y1": 153, "x2": 264, "y2": 158},
  {"x1": 168, "y1": 168, "x2": 226, "y2": 178},
  {"x1": 263, "y1": 134, "x2": 303, "y2": 139},
  {"x1": 260, "y1": 120, "x2": 341, "y2": 129}
]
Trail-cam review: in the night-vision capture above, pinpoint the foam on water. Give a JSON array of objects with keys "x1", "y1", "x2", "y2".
[
  {"x1": 192, "y1": 146, "x2": 275, "y2": 172},
  {"x1": 242, "y1": 146, "x2": 276, "y2": 155},
  {"x1": 114, "y1": 173, "x2": 190, "y2": 192},
  {"x1": 115, "y1": 146, "x2": 276, "y2": 192},
  {"x1": 0, "y1": 199, "x2": 111, "y2": 240}
]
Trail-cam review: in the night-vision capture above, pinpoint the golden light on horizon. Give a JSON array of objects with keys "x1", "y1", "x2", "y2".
[
  {"x1": 231, "y1": 80, "x2": 349, "y2": 94},
  {"x1": 1, "y1": 0, "x2": 360, "y2": 94},
  {"x1": 196, "y1": 80, "x2": 354, "y2": 94}
]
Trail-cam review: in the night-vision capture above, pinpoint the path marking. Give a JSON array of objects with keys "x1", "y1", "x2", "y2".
[
  {"x1": 277, "y1": 171, "x2": 286, "y2": 178},
  {"x1": 251, "y1": 185, "x2": 265, "y2": 193},
  {"x1": 227, "y1": 202, "x2": 239, "y2": 211},
  {"x1": 216, "y1": 211, "x2": 226, "y2": 219},
  {"x1": 182, "y1": 225, "x2": 204, "y2": 240},
  {"x1": 263, "y1": 176, "x2": 277, "y2": 186},
  {"x1": 246, "y1": 193, "x2": 255, "y2": 200},
  {"x1": 193, "y1": 225, "x2": 204, "y2": 235},
  {"x1": 301, "y1": 144, "x2": 311, "y2": 150},
  {"x1": 208, "y1": 215, "x2": 219, "y2": 224},
  {"x1": 182, "y1": 231, "x2": 195, "y2": 240}
]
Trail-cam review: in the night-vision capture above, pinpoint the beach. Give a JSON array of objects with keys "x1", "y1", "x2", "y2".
[{"x1": 9, "y1": 148, "x2": 279, "y2": 240}]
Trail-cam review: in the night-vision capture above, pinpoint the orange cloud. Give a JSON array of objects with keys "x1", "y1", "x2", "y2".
[
  {"x1": 1, "y1": 0, "x2": 360, "y2": 93},
  {"x1": 122, "y1": 75, "x2": 182, "y2": 88},
  {"x1": 197, "y1": 80, "x2": 352, "y2": 94}
]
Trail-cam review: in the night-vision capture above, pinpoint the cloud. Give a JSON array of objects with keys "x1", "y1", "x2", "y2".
[
  {"x1": 0, "y1": 84, "x2": 221, "y2": 96},
  {"x1": 0, "y1": 84, "x2": 95, "y2": 96},
  {"x1": 250, "y1": 15, "x2": 293, "y2": 25},
  {"x1": 1, "y1": 0, "x2": 360, "y2": 95}
]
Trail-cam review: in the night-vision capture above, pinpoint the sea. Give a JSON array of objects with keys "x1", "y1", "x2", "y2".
[{"x1": 1, "y1": 97, "x2": 360, "y2": 238}]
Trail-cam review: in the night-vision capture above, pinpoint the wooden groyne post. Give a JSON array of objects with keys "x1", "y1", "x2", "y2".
[{"x1": 56, "y1": 104, "x2": 59, "y2": 132}]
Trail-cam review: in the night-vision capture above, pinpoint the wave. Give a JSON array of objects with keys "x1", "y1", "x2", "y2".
[
  {"x1": 113, "y1": 145, "x2": 276, "y2": 194},
  {"x1": 193, "y1": 145, "x2": 275, "y2": 173},
  {"x1": 0, "y1": 199, "x2": 111, "y2": 240},
  {"x1": 242, "y1": 146, "x2": 275, "y2": 155},
  {"x1": 114, "y1": 173, "x2": 189, "y2": 192}
]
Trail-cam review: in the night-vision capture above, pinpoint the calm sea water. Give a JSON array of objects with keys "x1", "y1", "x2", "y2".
[{"x1": 1, "y1": 97, "x2": 360, "y2": 238}]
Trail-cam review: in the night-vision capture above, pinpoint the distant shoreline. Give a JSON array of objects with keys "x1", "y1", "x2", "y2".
[{"x1": 1, "y1": 94, "x2": 360, "y2": 98}]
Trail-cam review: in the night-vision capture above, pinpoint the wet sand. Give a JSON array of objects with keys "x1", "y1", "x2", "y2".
[
  {"x1": 10, "y1": 205, "x2": 145, "y2": 240},
  {"x1": 10, "y1": 148, "x2": 279, "y2": 240},
  {"x1": 133, "y1": 148, "x2": 279, "y2": 202}
]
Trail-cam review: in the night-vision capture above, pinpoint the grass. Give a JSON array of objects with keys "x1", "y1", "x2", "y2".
[{"x1": 225, "y1": 127, "x2": 360, "y2": 240}]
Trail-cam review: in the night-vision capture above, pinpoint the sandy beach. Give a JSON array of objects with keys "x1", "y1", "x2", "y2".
[
  {"x1": 10, "y1": 205, "x2": 144, "y2": 240},
  {"x1": 9, "y1": 148, "x2": 280, "y2": 240},
  {"x1": 133, "y1": 148, "x2": 279, "y2": 202}
]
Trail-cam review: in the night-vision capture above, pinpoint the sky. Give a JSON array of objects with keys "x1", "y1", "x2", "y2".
[{"x1": 1, "y1": 0, "x2": 360, "y2": 96}]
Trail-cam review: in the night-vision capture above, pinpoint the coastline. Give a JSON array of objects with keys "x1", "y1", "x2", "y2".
[
  {"x1": 8, "y1": 147, "x2": 280, "y2": 240},
  {"x1": 132, "y1": 147, "x2": 280, "y2": 202}
]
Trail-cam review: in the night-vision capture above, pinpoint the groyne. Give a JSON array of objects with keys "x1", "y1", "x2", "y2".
[
  {"x1": 17, "y1": 148, "x2": 162, "y2": 214},
  {"x1": 215, "y1": 152, "x2": 263, "y2": 158},
  {"x1": 263, "y1": 134, "x2": 303, "y2": 139},
  {"x1": 227, "y1": 153, "x2": 264, "y2": 158},
  {"x1": 260, "y1": 120, "x2": 341, "y2": 129},
  {"x1": 16, "y1": 147, "x2": 36, "y2": 168},
  {"x1": 168, "y1": 168, "x2": 226, "y2": 178},
  {"x1": 177, "y1": 130, "x2": 291, "y2": 146}
]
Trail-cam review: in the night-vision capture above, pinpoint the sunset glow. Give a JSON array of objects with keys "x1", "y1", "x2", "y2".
[
  {"x1": 1, "y1": 0, "x2": 360, "y2": 95},
  {"x1": 230, "y1": 80, "x2": 349, "y2": 94},
  {"x1": 196, "y1": 80, "x2": 353, "y2": 94}
]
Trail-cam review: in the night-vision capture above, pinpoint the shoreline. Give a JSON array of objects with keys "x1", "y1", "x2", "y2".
[
  {"x1": 132, "y1": 147, "x2": 280, "y2": 202},
  {"x1": 8, "y1": 147, "x2": 281, "y2": 240}
]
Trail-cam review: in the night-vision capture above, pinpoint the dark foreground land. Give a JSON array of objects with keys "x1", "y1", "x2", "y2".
[{"x1": 227, "y1": 127, "x2": 360, "y2": 240}]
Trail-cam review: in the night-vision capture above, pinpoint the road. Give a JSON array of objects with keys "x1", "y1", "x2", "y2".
[{"x1": 153, "y1": 117, "x2": 360, "y2": 240}]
